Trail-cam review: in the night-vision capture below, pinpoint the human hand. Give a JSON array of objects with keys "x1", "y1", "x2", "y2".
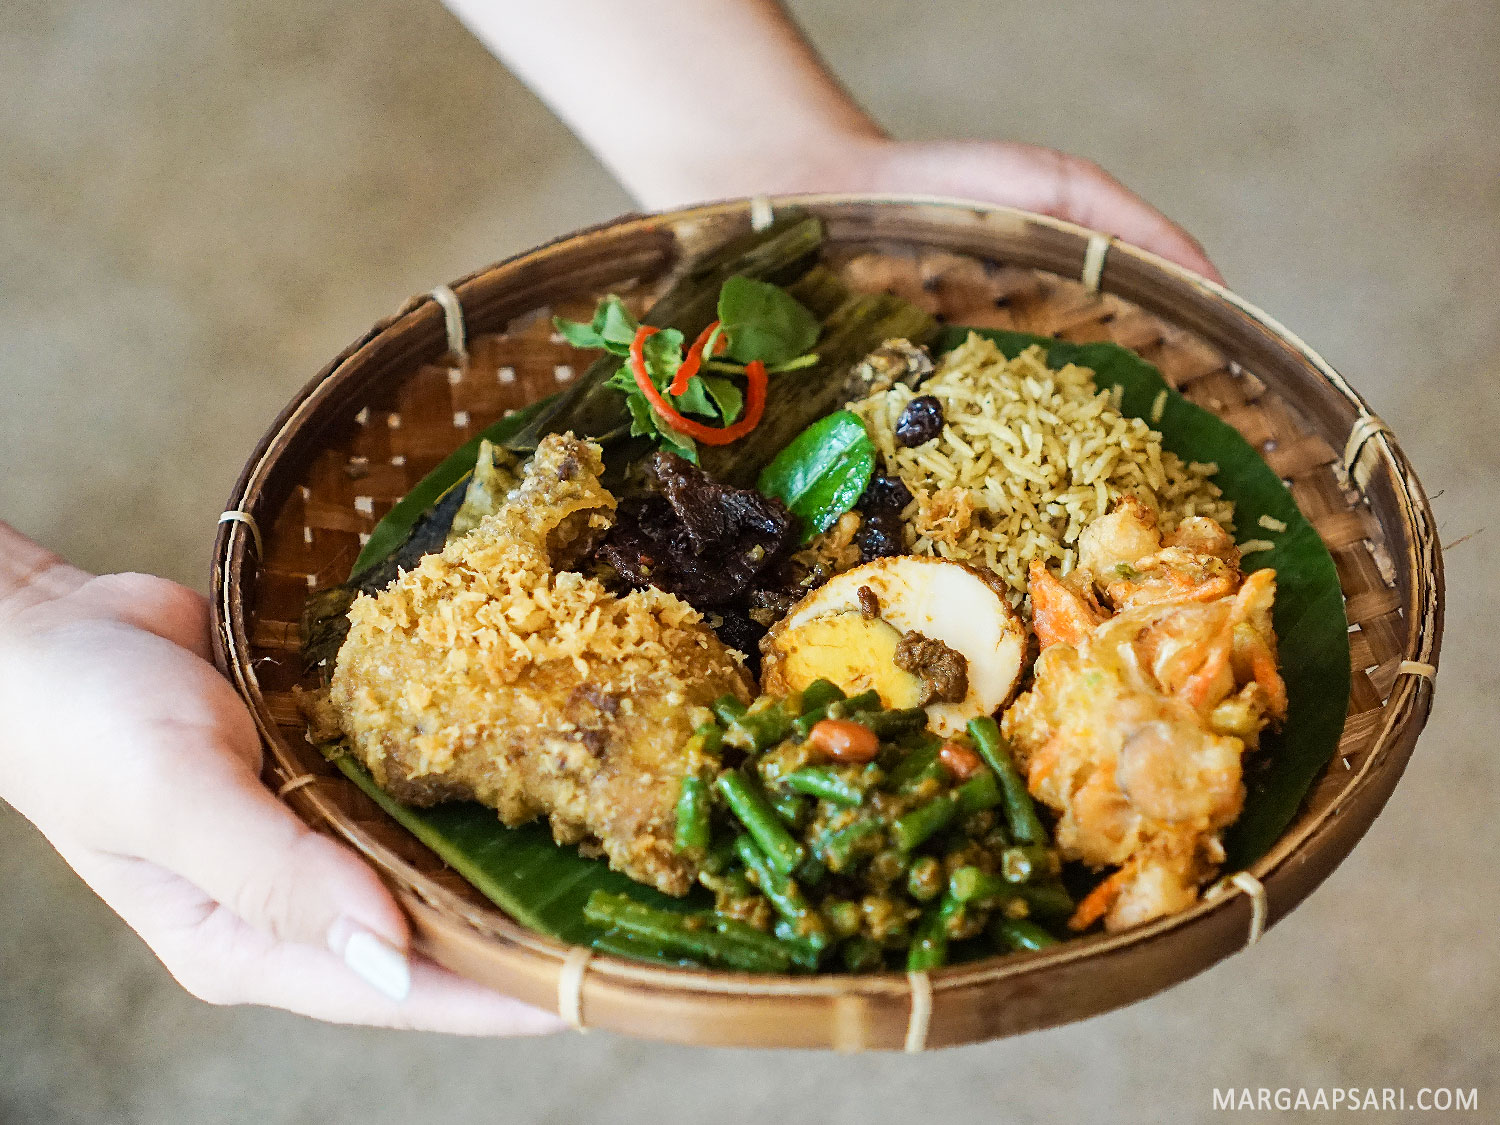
[
  {"x1": 0, "y1": 527, "x2": 561, "y2": 1035},
  {"x1": 449, "y1": 0, "x2": 1219, "y2": 282},
  {"x1": 698, "y1": 134, "x2": 1224, "y2": 284}
]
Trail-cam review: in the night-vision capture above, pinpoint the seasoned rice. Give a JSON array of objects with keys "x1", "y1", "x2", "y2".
[{"x1": 850, "y1": 334, "x2": 1235, "y2": 602}]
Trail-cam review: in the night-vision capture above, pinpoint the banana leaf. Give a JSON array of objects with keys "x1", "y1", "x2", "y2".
[
  {"x1": 937, "y1": 328, "x2": 1350, "y2": 867},
  {"x1": 306, "y1": 320, "x2": 1346, "y2": 953},
  {"x1": 331, "y1": 753, "x2": 697, "y2": 946}
]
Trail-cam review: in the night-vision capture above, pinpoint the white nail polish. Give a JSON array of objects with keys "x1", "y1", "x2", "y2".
[{"x1": 341, "y1": 928, "x2": 411, "y2": 1002}]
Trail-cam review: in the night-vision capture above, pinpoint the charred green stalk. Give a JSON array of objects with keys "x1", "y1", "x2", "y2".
[
  {"x1": 505, "y1": 213, "x2": 826, "y2": 453},
  {"x1": 698, "y1": 291, "x2": 939, "y2": 486}
]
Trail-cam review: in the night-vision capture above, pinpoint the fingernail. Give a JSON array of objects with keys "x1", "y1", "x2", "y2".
[{"x1": 333, "y1": 921, "x2": 411, "y2": 1002}]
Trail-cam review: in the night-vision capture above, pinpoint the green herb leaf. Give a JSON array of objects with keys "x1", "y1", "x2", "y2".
[
  {"x1": 553, "y1": 315, "x2": 608, "y2": 351},
  {"x1": 672, "y1": 376, "x2": 719, "y2": 420},
  {"x1": 756, "y1": 410, "x2": 876, "y2": 543},
  {"x1": 938, "y1": 327, "x2": 1351, "y2": 867},
  {"x1": 623, "y1": 386, "x2": 699, "y2": 463},
  {"x1": 553, "y1": 295, "x2": 639, "y2": 355},
  {"x1": 594, "y1": 295, "x2": 639, "y2": 351},
  {"x1": 641, "y1": 326, "x2": 685, "y2": 384},
  {"x1": 717, "y1": 275, "x2": 821, "y2": 366},
  {"x1": 701, "y1": 375, "x2": 744, "y2": 425}
]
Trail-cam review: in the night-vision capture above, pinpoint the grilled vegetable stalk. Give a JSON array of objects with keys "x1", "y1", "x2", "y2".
[
  {"x1": 505, "y1": 213, "x2": 825, "y2": 453},
  {"x1": 699, "y1": 292, "x2": 939, "y2": 486}
]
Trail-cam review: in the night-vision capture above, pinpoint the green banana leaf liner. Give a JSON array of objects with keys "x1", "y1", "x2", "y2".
[{"x1": 317, "y1": 329, "x2": 1350, "y2": 953}]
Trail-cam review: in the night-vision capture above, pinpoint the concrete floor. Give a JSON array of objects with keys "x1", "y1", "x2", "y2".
[{"x1": 3, "y1": 1, "x2": 1496, "y2": 1121}]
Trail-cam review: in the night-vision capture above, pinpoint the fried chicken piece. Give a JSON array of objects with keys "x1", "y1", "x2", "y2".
[
  {"x1": 330, "y1": 434, "x2": 753, "y2": 895},
  {"x1": 1006, "y1": 502, "x2": 1286, "y2": 932}
]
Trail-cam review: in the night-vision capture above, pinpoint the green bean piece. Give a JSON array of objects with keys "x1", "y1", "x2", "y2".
[
  {"x1": 716, "y1": 772, "x2": 806, "y2": 875},
  {"x1": 820, "y1": 690, "x2": 882, "y2": 721},
  {"x1": 949, "y1": 865, "x2": 1010, "y2": 905},
  {"x1": 592, "y1": 930, "x2": 702, "y2": 967},
  {"x1": 782, "y1": 766, "x2": 866, "y2": 807},
  {"x1": 700, "y1": 868, "x2": 756, "y2": 901},
  {"x1": 583, "y1": 892, "x2": 789, "y2": 972},
  {"x1": 1010, "y1": 882, "x2": 1074, "y2": 919},
  {"x1": 711, "y1": 915, "x2": 813, "y2": 971},
  {"x1": 700, "y1": 835, "x2": 737, "y2": 875},
  {"x1": 886, "y1": 743, "x2": 941, "y2": 790},
  {"x1": 907, "y1": 917, "x2": 948, "y2": 970},
  {"x1": 817, "y1": 816, "x2": 885, "y2": 871},
  {"x1": 1001, "y1": 845, "x2": 1058, "y2": 884},
  {"x1": 674, "y1": 776, "x2": 711, "y2": 853},
  {"x1": 793, "y1": 688, "x2": 880, "y2": 736},
  {"x1": 892, "y1": 794, "x2": 959, "y2": 852},
  {"x1": 907, "y1": 895, "x2": 960, "y2": 971},
  {"x1": 795, "y1": 855, "x2": 827, "y2": 888},
  {"x1": 992, "y1": 917, "x2": 1059, "y2": 953},
  {"x1": 796, "y1": 678, "x2": 845, "y2": 716},
  {"x1": 711, "y1": 695, "x2": 748, "y2": 725},
  {"x1": 823, "y1": 899, "x2": 863, "y2": 939},
  {"x1": 770, "y1": 789, "x2": 810, "y2": 829},
  {"x1": 841, "y1": 937, "x2": 885, "y2": 973},
  {"x1": 771, "y1": 920, "x2": 827, "y2": 970},
  {"x1": 850, "y1": 707, "x2": 928, "y2": 740},
  {"x1": 727, "y1": 700, "x2": 793, "y2": 751},
  {"x1": 694, "y1": 723, "x2": 725, "y2": 756},
  {"x1": 954, "y1": 769, "x2": 1002, "y2": 815},
  {"x1": 949, "y1": 867, "x2": 1075, "y2": 919},
  {"x1": 967, "y1": 717, "x2": 1048, "y2": 845},
  {"x1": 733, "y1": 836, "x2": 826, "y2": 948},
  {"x1": 906, "y1": 856, "x2": 945, "y2": 902}
]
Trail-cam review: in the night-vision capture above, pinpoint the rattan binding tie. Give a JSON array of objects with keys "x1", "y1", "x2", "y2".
[
  {"x1": 904, "y1": 970, "x2": 933, "y2": 1052},
  {"x1": 218, "y1": 510, "x2": 263, "y2": 557},
  {"x1": 275, "y1": 773, "x2": 319, "y2": 799},
  {"x1": 749, "y1": 195, "x2": 774, "y2": 232},
  {"x1": 558, "y1": 946, "x2": 594, "y2": 1032},
  {"x1": 1210, "y1": 871, "x2": 1268, "y2": 947},
  {"x1": 430, "y1": 285, "x2": 469, "y2": 365},
  {"x1": 1342, "y1": 413, "x2": 1391, "y2": 475},
  {"x1": 1398, "y1": 659, "x2": 1436, "y2": 681},
  {"x1": 1081, "y1": 234, "x2": 1113, "y2": 293}
]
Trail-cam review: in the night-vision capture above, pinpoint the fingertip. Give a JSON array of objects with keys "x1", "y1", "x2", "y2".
[
  {"x1": 306, "y1": 832, "x2": 410, "y2": 952},
  {"x1": 336, "y1": 923, "x2": 412, "y2": 1002}
]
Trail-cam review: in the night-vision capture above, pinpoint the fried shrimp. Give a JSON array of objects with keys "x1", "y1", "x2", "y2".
[
  {"x1": 329, "y1": 434, "x2": 753, "y2": 895},
  {"x1": 1005, "y1": 499, "x2": 1286, "y2": 931}
]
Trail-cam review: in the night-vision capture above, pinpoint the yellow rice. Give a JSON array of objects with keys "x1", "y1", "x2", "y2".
[{"x1": 850, "y1": 334, "x2": 1235, "y2": 602}]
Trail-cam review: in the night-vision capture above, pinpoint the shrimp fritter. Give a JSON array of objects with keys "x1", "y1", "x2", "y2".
[
  {"x1": 1005, "y1": 498, "x2": 1287, "y2": 932},
  {"x1": 330, "y1": 434, "x2": 753, "y2": 895}
]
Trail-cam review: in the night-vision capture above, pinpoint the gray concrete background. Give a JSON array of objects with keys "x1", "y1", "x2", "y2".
[{"x1": 3, "y1": 1, "x2": 1496, "y2": 1122}]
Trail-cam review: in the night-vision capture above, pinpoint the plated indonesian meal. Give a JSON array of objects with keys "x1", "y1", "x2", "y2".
[{"x1": 299, "y1": 214, "x2": 1348, "y2": 975}]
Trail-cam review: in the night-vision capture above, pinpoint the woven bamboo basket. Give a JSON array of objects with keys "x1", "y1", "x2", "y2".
[{"x1": 212, "y1": 197, "x2": 1442, "y2": 1051}]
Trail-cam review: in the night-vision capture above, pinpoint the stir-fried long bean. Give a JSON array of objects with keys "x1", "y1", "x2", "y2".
[
  {"x1": 674, "y1": 776, "x2": 711, "y2": 852},
  {"x1": 658, "y1": 690, "x2": 1066, "y2": 974},
  {"x1": 716, "y1": 772, "x2": 805, "y2": 874},
  {"x1": 967, "y1": 717, "x2": 1048, "y2": 845}
]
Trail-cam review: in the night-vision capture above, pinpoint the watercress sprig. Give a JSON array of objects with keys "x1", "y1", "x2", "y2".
[{"x1": 553, "y1": 276, "x2": 821, "y2": 460}]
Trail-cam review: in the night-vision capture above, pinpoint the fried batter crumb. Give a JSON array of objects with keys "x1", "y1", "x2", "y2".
[{"x1": 329, "y1": 434, "x2": 752, "y2": 895}]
